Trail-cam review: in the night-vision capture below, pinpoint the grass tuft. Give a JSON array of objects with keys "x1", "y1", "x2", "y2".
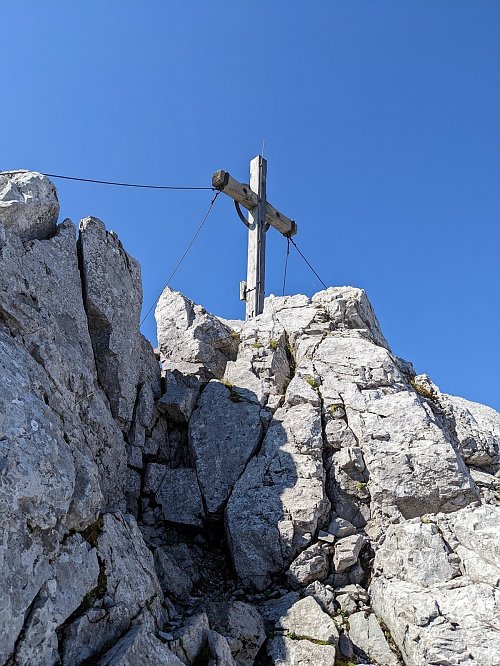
[{"x1": 305, "y1": 376, "x2": 319, "y2": 389}]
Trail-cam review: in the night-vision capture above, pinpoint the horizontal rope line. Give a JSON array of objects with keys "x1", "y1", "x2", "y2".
[{"x1": 0, "y1": 170, "x2": 214, "y2": 191}]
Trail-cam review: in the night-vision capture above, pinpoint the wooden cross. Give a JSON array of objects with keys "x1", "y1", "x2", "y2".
[{"x1": 212, "y1": 156, "x2": 297, "y2": 319}]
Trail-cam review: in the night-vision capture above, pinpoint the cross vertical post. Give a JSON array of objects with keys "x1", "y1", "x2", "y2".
[
  {"x1": 246, "y1": 155, "x2": 267, "y2": 319},
  {"x1": 212, "y1": 158, "x2": 297, "y2": 319}
]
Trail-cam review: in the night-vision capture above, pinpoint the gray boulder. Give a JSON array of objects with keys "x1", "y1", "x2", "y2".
[
  {"x1": 371, "y1": 505, "x2": 500, "y2": 666},
  {"x1": 61, "y1": 512, "x2": 164, "y2": 665},
  {"x1": 223, "y1": 312, "x2": 290, "y2": 404},
  {"x1": 0, "y1": 170, "x2": 59, "y2": 239},
  {"x1": 348, "y1": 611, "x2": 400, "y2": 666},
  {"x1": 442, "y1": 391, "x2": 500, "y2": 467},
  {"x1": 155, "y1": 287, "x2": 238, "y2": 380},
  {"x1": 259, "y1": 592, "x2": 301, "y2": 623},
  {"x1": 326, "y1": 516, "x2": 357, "y2": 539},
  {"x1": 189, "y1": 380, "x2": 263, "y2": 514},
  {"x1": 0, "y1": 217, "x2": 127, "y2": 512},
  {"x1": 207, "y1": 630, "x2": 237, "y2": 666},
  {"x1": 226, "y1": 402, "x2": 330, "y2": 590},
  {"x1": 13, "y1": 534, "x2": 99, "y2": 666},
  {"x1": 145, "y1": 464, "x2": 205, "y2": 527},
  {"x1": 267, "y1": 636, "x2": 337, "y2": 665},
  {"x1": 333, "y1": 534, "x2": 366, "y2": 573},
  {"x1": 204, "y1": 601, "x2": 266, "y2": 666},
  {"x1": 303, "y1": 580, "x2": 337, "y2": 617},
  {"x1": 275, "y1": 596, "x2": 339, "y2": 645},
  {"x1": 286, "y1": 542, "x2": 330, "y2": 588},
  {"x1": 169, "y1": 613, "x2": 210, "y2": 665},
  {"x1": 311, "y1": 333, "x2": 479, "y2": 529},
  {"x1": 312, "y1": 285, "x2": 389, "y2": 348},
  {"x1": 154, "y1": 547, "x2": 194, "y2": 600},
  {"x1": 98, "y1": 623, "x2": 184, "y2": 665},
  {"x1": 78, "y1": 216, "x2": 153, "y2": 428},
  {"x1": 159, "y1": 370, "x2": 200, "y2": 423}
]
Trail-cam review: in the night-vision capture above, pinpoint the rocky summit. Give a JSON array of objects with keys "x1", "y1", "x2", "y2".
[{"x1": 0, "y1": 171, "x2": 499, "y2": 666}]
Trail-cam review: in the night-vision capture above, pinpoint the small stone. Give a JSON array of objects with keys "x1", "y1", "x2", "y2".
[
  {"x1": 333, "y1": 534, "x2": 366, "y2": 573},
  {"x1": 327, "y1": 517, "x2": 357, "y2": 539},
  {"x1": 286, "y1": 542, "x2": 329, "y2": 588},
  {"x1": 339, "y1": 632, "x2": 354, "y2": 659},
  {"x1": 336, "y1": 592, "x2": 358, "y2": 616},
  {"x1": 318, "y1": 530, "x2": 335, "y2": 544}
]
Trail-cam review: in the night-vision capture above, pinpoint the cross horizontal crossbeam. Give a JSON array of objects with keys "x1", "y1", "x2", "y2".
[{"x1": 212, "y1": 169, "x2": 297, "y2": 237}]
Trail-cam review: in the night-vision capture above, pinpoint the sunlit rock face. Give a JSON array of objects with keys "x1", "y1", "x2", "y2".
[{"x1": 1, "y1": 171, "x2": 499, "y2": 666}]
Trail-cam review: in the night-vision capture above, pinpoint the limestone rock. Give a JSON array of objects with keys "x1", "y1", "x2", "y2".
[
  {"x1": 442, "y1": 392, "x2": 500, "y2": 467},
  {"x1": 144, "y1": 462, "x2": 205, "y2": 526},
  {"x1": 0, "y1": 170, "x2": 59, "y2": 239},
  {"x1": 226, "y1": 402, "x2": 330, "y2": 590},
  {"x1": 284, "y1": 374, "x2": 321, "y2": 408},
  {"x1": 189, "y1": 380, "x2": 263, "y2": 514},
  {"x1": 78, "y1": 216, "x2": 149, "y2": 428},
  {"x1": 333, "y1": 534, "x2": 366, "y2": 573},
  {"x1": 348, "y1": 611, "x2": 400, "y2": 666},
  {"x1": 267, "y1": 636, "x2": 337, "y2": 665},
  {"x1": 0, "y1": 217, "x2": 127, "y2": 512},
  {"x1": 153, "y1": 466, "x2": 205, "y2": 527},
  {"x1": 98, "y1": 623, "x2": 184, "y2": 665},
  {"x1": 286, "y1": 542, "x2": 329, "y2": 588},
  {"x1": 159, "y1": 370, "x2": 200, "y2": 423},
  {"x1": 312, "y1": 285, "x2": 389, "y2": 348},
  {"x1": 154, "y1": 547, "x2": 193, "y2": 600},
  {"x1": 335, "y1": 584, "x2": 366, "y2": 616},
  {"x1": 14, "y1": 534, "x2": 99, "y2": 666},
  {"x1": 262, "y1": 294, "x2": 328, "y2": 346},
  {"x1": 303, "y1": 580, "x2": 337, "y2": 616},
  {"x1": 371, "y1": 519, "x2": 458, "y2": 586},
  {"x1": 156, "y1": 287, "x2": 238, "y2": 380},
  {"x1": 371, "y1": 505, "x2": 500, "y2": 666},
  {"x1": 260, "y1": 592, "x2": 301, "y2": 623},
  {"x1": 223, "y1": 313, "x2": 290, "y2": 404},
  {"x1": 312, "y1": 334, "x2": 479, "y2": 526},
  {"x1": 3, "y1": 175, "x2": 500, "y2": 666},
  {"x1": 326, "y1": 516, "x2": 357, "y2": 540},
  {"x1": 275, "y1": 596, "x2": 339, "y2": 645},
  {"x1": 204, "y1": 601, "x2": 266, "y2": 666},
  {"x1": 61, "y1": 512, "x2": 164, "y2": 665},
  {"x1": 169, "y1": 613, "x2": 209, "y2": 665},
  {"x1": 206, "y1": 630, "x2": 237, "y2": 666}
]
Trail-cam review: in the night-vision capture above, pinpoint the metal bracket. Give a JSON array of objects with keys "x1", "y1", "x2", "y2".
[{"x1": 234, "y1": 200, "x2": 250, "y2": 228}]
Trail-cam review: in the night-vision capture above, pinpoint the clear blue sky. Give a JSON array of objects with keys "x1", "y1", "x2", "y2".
[{"x1": 2, "y1": 2, "x2": 499, "y2": 411}]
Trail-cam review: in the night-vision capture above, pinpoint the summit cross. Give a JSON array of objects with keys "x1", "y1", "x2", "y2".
[{"x1": 212, "y1": 156, "x2": 298, "y2": 320}]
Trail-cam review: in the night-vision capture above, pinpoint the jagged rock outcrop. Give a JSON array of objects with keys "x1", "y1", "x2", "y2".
[
  {"x1": 0, "y1": 172, "x2": 169, "y2": 665},
  {"x1": 155, "y1": 287, "x2": 238, "y2": 381},
  {"x1": 371, "y1": 505, "x2": 500, "y2": 665},
  {"x1": 1, "y1": 171, "x2": 499, "y2": 666},
  {"x1": 0, "y1": 170, "x2": 59, "y2": 240}
]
